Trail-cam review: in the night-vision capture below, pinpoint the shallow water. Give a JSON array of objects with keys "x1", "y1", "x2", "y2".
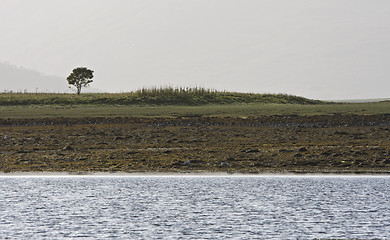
[{"x1": 0, "y1": 175, "x2": 389, "y2": 239}]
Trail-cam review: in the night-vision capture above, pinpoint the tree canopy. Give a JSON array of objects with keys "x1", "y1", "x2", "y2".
[{"x1": 67, "y1": 67, "x2": 94, "y2": 94}]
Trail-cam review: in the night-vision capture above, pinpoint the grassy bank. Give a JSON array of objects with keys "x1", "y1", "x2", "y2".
[
  {"x1": 1, "y1": 102, "x2": 390, "y2": 119},
  {"x1": 0, "y1": 88, "x2": 321, "y2": 106}
]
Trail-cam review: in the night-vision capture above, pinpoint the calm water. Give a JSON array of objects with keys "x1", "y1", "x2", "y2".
[{"x1": 0, "y1": 175, "x2": 389, "y2": 239}]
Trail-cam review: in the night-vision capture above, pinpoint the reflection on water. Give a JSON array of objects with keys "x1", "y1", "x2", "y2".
[{"x1": 0, "y1": 175, "x2": 389, "y2": 239}]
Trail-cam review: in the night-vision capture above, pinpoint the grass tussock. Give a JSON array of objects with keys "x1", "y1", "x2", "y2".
[{"x1": 0, "y1": 87, "x2": 321, "y2": 106}]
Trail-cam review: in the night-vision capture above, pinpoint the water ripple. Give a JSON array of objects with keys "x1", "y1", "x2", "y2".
[{"x1": 0, "y1": 176, "x2": 389, "y2": 239}]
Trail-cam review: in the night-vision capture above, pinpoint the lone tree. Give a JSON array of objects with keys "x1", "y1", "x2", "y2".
[{"x1": 67, "y1": 67, "x2": 94, "y2": 94}]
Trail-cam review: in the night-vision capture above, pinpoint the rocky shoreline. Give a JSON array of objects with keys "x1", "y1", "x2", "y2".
[{"x1": 1, "y1": 115, "x2": 390, "y2": 173}]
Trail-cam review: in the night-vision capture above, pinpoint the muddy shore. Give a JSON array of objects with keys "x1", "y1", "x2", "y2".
[{"x1": 1, "y1": 115, "x2": 390, "y2": 173}]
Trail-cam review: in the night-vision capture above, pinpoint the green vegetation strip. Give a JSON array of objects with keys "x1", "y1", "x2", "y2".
[
  {"x1": 1, "y1": 102, "x2": 390, "y2": 119},
  {"x1": 0, "y1": 88, "x2": 320, "y2": 106}
]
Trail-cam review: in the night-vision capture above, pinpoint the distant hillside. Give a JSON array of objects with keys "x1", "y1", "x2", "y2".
[
  {"x1": 0, "y1": 87, "x2": 322, "y2": 106},
  {"x1": 0, "y1": 62, "x2": 67, "y2": 92}
]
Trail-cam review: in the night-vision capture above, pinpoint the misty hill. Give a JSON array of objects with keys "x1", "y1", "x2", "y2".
[{"x1": 0, "y1": 62, "x2": 67, "y2": 93}]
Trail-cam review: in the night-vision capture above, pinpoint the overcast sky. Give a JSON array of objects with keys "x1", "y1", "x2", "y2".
[{"x1": 1, "y1": 0, "x2": 389, "y2": 99}]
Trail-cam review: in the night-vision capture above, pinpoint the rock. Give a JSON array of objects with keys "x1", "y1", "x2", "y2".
[
  {"x1": 63, "y1": 145, "x2": 73, "y2": 151},
  {"x1": 334, "y1": 131, "x2": 349, "y2": 135},
  {"x1": 221, "y1": 162, "x2": 229, "y2": 167},
  {"x1": 16, "y1": 150, "x2": 29, "y2": 153},
  {"x1": 246, "y1": 149, "x2": 260, "y2": 153},
  {"x1": 298, "y1": 147, "x2": 308, "y2": 152},
  {"x1": 294, "y1": 153, "x2": 303, "y2": 158}
]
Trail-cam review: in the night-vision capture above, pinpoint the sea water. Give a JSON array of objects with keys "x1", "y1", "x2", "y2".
[{"x1": 0, "y1": 175, "x2": 389, "y2": 239}]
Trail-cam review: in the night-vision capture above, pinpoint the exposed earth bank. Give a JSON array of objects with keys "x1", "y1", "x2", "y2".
[{"x1": 1, "y1": 115, "x2": 390, "y2": 173}]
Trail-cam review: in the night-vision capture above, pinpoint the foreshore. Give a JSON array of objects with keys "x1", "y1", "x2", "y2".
[
  {"x1": 1, "y1": 115, "x2": 390, "y2": 174},
  {"x1": 2, "y1": 172, "x2": 390, "y2": 177}
]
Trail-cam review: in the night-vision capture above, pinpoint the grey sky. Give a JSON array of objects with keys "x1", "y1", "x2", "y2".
[{"x1": 1, "y1": 0, "x2": 389, "y2": 99}]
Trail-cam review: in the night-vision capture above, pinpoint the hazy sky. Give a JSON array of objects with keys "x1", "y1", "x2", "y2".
[{"x1": 1, "y1": 0, "x2": 389, "y2": 99}]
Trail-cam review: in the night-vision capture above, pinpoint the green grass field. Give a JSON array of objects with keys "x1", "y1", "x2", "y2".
[
  {"x1": 1, "y1": 89, "x2": 388, "y2": 119},
  {"x1": 0, "y1": 88, "x2": 320, "y2": 106},
  {"x1": 1, "y1": 102, "x2": 390, "y2": 119}
]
